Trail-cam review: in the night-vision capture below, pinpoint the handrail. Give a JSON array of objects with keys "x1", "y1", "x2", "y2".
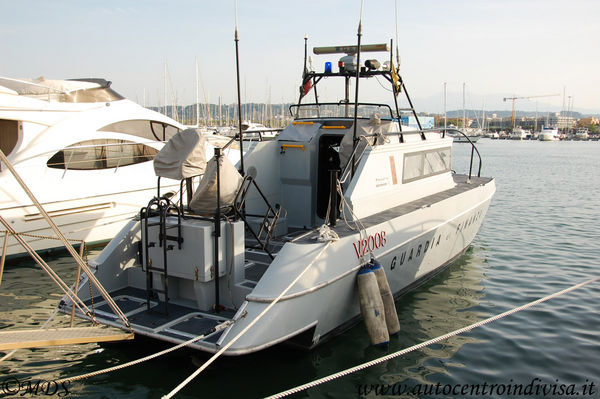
[
  {"x1": 443, "y1": 128, "x2": 482, "y2": 178},
  {"x1": 289, "y1": 102, "x2": 394, "y2": 119},
  {"x1": 339, "y1": 136, "x2": 368, "y2": 184}
]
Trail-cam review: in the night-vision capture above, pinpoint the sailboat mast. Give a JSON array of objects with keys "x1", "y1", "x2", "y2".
[
  {"x1": 462, "y1": 82, "x2": 466, "y2": 130},
  {"x1": 195, "y1": 57, "x2": 200, "y2": 128},
  {"x1": 443, "y1": 82, "x2": 447, "y2": 131},
  {"x1": 164, "y1": 61, "x2": 168, "y2": 118}
]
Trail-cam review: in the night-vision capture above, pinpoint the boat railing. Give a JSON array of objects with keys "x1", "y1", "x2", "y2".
[
  {"x1": 289, "y1": 102, "x2": 394, "y2": 120},
  {"x1": 443, "y1": 128, "x2": 482, "y2": 178},
  {"x1": 339, "y1": 136, "x2": 369, "y2": 184}
]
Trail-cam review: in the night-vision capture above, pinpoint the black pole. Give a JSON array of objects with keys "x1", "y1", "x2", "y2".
[
  {"x1": 344, "y1": 76, "x2": 350, "y2": 117},
  {"x1": 303, "y1": 34, "x2": 308, "y2": 75},
  {"x1": 351, "y1": 20, "x2": 362, "y2": 178},
  {"x1": 401, "y1": 80, "x2": 425, "y2": 140},
  {"x1": 235, "y1": 23, "x2": 244, "y2": 176},
  {"x1": 214, "y1": 147, "x2": 221, "y2": 313}
]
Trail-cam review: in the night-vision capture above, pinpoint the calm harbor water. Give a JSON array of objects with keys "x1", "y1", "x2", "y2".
[{"x1": 1, "y1": 139, "x2": 599, "y2": 398}]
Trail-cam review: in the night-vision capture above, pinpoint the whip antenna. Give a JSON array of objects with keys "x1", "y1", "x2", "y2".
[
  {"x1": 350, "y1": 0, "x2": 364, "y2": 177},
  {"x1": 234, "y1": 0, "x2": 244, "y2": 175}
]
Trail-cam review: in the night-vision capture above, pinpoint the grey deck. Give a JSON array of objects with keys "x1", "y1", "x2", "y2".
[{"x1": 81, "y1": 287, "x2": 234, "y2": 341}]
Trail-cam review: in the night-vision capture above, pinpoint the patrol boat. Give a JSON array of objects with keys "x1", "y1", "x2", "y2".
[{"x1": 61, "y1": 39, "x2": 496, "y2": 355}]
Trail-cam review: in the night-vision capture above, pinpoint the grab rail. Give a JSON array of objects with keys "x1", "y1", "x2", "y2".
[{"x1": 443, "y1": 128, "x2": 482, "y2": 179}]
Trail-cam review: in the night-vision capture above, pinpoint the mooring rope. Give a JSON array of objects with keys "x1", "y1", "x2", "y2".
[
  {"x1": 265, "y1": 276, "x2": 599, "y2": 399},
  {"x1": 54, "y1": 323, "x2": 231, "y2": 384}
]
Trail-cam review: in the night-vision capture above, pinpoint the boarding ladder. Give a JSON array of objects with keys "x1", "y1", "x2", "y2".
[{"x1": 140, "y1": 196, "x2": 183, "y2": 315}]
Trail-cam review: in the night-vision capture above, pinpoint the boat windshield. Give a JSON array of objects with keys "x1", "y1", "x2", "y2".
[
  {"x1": 53, "y1": 86, "x2": 124, "y2": 103},
  {"x1": 0, "y1": 77, "x2": 124, "y2": 103},
  {"x1": 289, "y1": 103, "x2": 393, "y2": 120}
]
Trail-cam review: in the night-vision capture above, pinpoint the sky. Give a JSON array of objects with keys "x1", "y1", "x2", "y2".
[{"x1": 2, "y1": 0, "x2": 599, "y2": 115}]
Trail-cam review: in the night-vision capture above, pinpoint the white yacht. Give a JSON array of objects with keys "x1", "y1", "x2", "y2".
[
  {"x1": 0, "y1": 77, "x2": 185, "y2": 257},
  {"x1": 62, "y1": 40, "x2": 495, "y2": 355},
  {"x1": 509, "y1": 127, "x2": 529, "y2": 140},
  {"x1": 538, "y1": 126, "x2": 559, "y2": 141},
  {"x1": 450, "y1": 128, "x2": 480, "y2": 143},
  {"x1": 217, "y1": 121, "x2": 280, "y2": 140},
  {"x1": 575, "y1": 128, "x2": 589, "y2": 141}
]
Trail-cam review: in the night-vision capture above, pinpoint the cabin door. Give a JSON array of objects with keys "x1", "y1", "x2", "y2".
[{"x1": 316, "y1": 134, "x2": 343, "y2": 220}]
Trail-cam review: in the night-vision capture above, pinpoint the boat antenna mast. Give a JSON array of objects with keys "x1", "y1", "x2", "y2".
[
  {"x1": 234, "y1": 0, "x2": 244, "y2": 176},
  {"x1": 350, "y1": 0, "x2": 364, "y2": 177},
  {"x1": 303, "y1": 34, "x2": 308, "y2": 76}
]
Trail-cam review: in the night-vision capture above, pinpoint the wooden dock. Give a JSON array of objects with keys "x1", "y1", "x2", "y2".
[{"x1": 0, "y1": 327, "x2": 133, "y2": 350}]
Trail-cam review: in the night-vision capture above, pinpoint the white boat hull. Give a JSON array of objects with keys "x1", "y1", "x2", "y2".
[{"x1": 209, "y1": 176, "x2": 495, "y2": 354}]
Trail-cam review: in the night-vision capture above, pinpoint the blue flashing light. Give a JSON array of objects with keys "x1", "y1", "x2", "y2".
[{"x1": 325, "y1": 62, "x2": 332, "y2": 73}]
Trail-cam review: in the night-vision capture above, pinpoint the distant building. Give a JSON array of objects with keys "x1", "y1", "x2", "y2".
[{"x1": 547, "y1": 113, "x2": 576, "y2": 130}]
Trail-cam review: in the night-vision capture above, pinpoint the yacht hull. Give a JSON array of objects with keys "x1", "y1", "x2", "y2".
[{"x1": 0, "y1": 185, "x2": 178, "y2": 257}]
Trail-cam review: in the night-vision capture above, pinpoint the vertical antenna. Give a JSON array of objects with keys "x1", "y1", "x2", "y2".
[
  {"x1": 303, "y1": 34, "x2": 308, "y2": 74},
  {"x1": 351, "y1": 0, "x2": 364, "y2": 177},
  {"x1": 395, "y1": 0, "x2": 400, "y2": 68},
  {"x1": 234, "y1": 0, "x2": 244, "y2": 175}
]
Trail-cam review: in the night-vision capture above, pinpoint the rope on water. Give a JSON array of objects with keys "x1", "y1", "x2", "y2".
[{"x1": 265, "y1": 276, "x2": 600, "y2": 399}]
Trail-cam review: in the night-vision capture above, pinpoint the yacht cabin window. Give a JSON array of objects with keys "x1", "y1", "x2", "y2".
[
  {"x1": 47, "y1": 139, "x2": 158, "y2": 170},
  {"x1": 402, "y1": 147, "x2": 451, "y2": 183}
]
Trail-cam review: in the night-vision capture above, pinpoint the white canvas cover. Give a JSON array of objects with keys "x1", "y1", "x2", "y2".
[
  {"x1": 153, "y1": 128, "x2": 207, "y2": 179},
  {"x1": 189, "y1": 155, "x2": 243, "y2": 214},
  {"x1": 339, "y1": 115, "x2": 396, "y2": 168}
]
